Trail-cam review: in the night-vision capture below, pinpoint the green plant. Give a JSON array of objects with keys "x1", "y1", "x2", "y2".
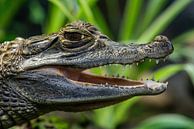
[{"x1": 133, "y1": 114, "x2": 194, "y2": 129}]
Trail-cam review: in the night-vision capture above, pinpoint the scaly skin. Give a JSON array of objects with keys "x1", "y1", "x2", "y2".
[{"x1": 0, "y1": 21, "x2": 173, "y2": 129}]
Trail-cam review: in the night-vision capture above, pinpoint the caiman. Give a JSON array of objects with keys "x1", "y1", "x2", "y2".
[{"x1": 0, "y1": 21, "x2": 173, "y2": 129}]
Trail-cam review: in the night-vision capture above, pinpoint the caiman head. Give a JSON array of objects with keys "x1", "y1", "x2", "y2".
[{"x1": 2, "y1": 21, "x2": 173, "y2": 112}]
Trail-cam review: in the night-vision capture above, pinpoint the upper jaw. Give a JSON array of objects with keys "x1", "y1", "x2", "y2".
[{"x1": 20, "y1": 35, "x2": 173, "y2": 70}]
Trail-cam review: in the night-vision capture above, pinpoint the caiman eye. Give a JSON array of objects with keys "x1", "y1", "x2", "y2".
[
  {"x1": 61, "y1": 31, "x2": 93, "y2": 51},
  {"x1": 64, "y1": 32, "x2": 83, "y2": 41}
]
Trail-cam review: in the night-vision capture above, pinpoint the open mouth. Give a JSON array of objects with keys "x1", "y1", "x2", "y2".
[
  {"x1": 63, "y1": 66, "x2": 143, "y2": 86},
  {"x1": 36, "y1": 62, "x2": 163, "y2": 88}
]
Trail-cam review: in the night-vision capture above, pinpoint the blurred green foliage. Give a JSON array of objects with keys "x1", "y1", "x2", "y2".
[
  {"x1": 1, "y1": 0, "x2": 194, "y2": 129},
  {"x1": 134, "y1": 114, "x2": 194, "y2": 129}
]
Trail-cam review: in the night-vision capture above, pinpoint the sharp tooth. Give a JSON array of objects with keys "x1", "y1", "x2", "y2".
[
  {"x1": 122, "y1": 65, "x2": 126, "y2": 71},
  {"x1": 149, "y1": 59, "x2": 152, "y2": 62},
  {"x1": 105, "y1": 82, "x2": 108, "y2": 85},
  {"x1": 156, "y1": 59, "x2": 159, "y2": 64},
  {"x1": 136, "y1": 63, "x2": 139, "y2": 66}
]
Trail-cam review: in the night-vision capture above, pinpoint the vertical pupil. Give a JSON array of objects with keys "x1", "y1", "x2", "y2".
[{"x1": 64, "y1": 32, "x2": 82, "y2": 41}]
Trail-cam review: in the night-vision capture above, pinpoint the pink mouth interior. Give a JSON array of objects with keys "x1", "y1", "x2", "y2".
[{"x1": 36, "y1": 66, "x2": 144, "y2": 86}]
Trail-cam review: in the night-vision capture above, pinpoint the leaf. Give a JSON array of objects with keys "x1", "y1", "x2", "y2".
[
  {"x1": 44, "y1": 3, "x2": 66, "y2": 33},
  {"x1": 48, "y1": 0, "x2": 76, "y2": 21},
  {"x1": 138, "y1": 0, "x2": 192, "y2": 42},
  {"x1": 0, "y1": 0, "x2": 25, "y2": 29},
  {"x1": 94, "y1": 106, "x2": 115, "y2": 129},
  {"x1": 93, "y1": 97, "x2": 139, "y2": 129},
  {"x1": 184, "y1": 63, "x2": 194, "y2": 86},
  {"x1": 119, "y1": 0, "x2": 143, "y2": 41},
  {"x1": 0, "y1": 0, "x2": 25, "y2": 40},
  {"x1": 170, "y1": 30, "x2": 194, "y2": 62},
  {"x1": 172, "y1": 29, "x2": 194, "y2": 44},
  {"x1": 29, "y1": 1, "x2": 45, "y2": 25},
  {"x1": 113, "y1": 97, "x2": 140, "y2": 127},
  {"x1": 154, "y1": 64, "x2": 183, "y2": 81},
  {"x1": 133, "y1": 114, "x2": 194, "y2": 129},
  {"x1": 77, "y1": 0, "x2": 97, "y2": 25},
  {"x1": 137, "y1": 0, "x2": 167, "y2": 36},
  {"x1": 92, "y1": 5, "x2": 112, "y2": 37}
]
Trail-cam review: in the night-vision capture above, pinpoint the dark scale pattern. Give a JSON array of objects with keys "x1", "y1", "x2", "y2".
[{"x1": 0, "y1": 81, "x2": 39, "y2": 129}]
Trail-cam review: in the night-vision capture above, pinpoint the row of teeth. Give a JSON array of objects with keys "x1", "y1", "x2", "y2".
[
  {"x1": 98, "y1": 57, "x2": 169, "y2": 69},
  {"x1": 93, "y1": 58, "x2": 169, "y2": 80},
  {"x1": 102, "y1": 79, "x2": 160, "y2": 86},
  {"x1": 102, "y1": 74, "x2": 159, "y2": 81},
  {"x1": 100, "y1": 79, "x2": 166, "y2": 87},
  {"x1": 104, "y1": 74, "x2": 130, "y2": 79}
]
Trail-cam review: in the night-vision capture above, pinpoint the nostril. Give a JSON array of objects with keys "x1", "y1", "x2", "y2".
[
  {"x1": 161, "y1": 41, "x2": 173, "y2": 51},
  {"x1": 154, "y1": 35, "x2": 169, "y2": 42}
]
